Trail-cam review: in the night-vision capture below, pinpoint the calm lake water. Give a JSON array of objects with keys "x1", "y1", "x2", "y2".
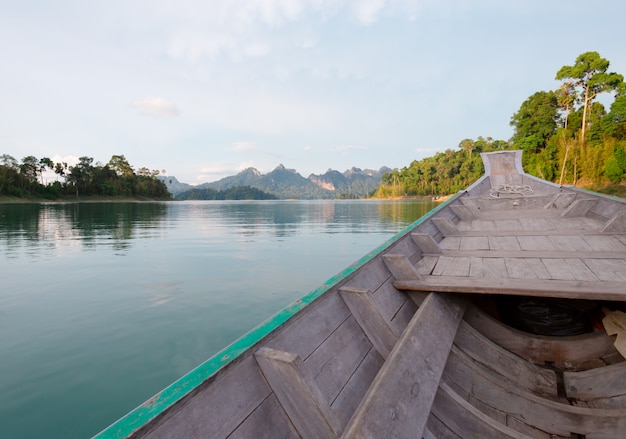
[{"x1": 0, "y1": 199, "x2": 436, "y2": 438}]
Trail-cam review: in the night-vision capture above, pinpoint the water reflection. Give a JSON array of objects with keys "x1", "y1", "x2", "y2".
[{"x1": 0, "y1": 203, "x2": 169, "y2": 258}]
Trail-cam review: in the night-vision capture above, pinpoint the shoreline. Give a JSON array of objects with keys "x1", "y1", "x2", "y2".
[{"x1": 0, "y1": 195, "x2": 174, "y2": 204}]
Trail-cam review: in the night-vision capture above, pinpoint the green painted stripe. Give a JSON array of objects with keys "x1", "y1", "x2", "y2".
[{"x1": 93, "y1": 194, "x2": 463, "y2": 438}]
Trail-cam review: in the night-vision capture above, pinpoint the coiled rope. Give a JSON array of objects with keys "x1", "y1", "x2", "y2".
[{"x1": 489, "y1": 184, "x2": 534, "y2": 198}]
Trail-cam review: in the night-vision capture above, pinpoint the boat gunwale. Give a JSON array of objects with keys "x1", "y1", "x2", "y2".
[{"x1": 92, "y1": 188, "x2": 470, "y2": 439}]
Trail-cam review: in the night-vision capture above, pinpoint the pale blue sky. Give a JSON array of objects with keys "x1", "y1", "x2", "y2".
[{"x1": 2, "y1": 0, "x2": 625, "y2": 184}]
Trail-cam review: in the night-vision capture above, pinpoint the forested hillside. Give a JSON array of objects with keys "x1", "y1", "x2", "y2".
[
  {"x1": 375, "y1": 52, "x2": 626, "y2": 197},
  {"x1": 0, "y1": 154, "x2": 170, "y2": 199}
]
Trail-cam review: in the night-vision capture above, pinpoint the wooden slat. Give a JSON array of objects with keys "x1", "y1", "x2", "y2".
[
  {"x1": 564, "y1": 361, "x2": 626, "y2": 401},
  {"x1": 602, "y1": 212, "x2": 626, "y2": 233},
  {"x1": 454, "y1": 321, "x2": 558, "y2": 397},
  {"x1": 422, "y1": 249, "x2": 626, "y2": 259},
  {"x1": 228, "y1": 394, "x2": 300, "y2": 439},
  {"x1": 544, "y1": 192, "x2": 577, "y2": 209},
  {"x1": 463, "y1": 305, "x2": 618, "y2": 369},
  {"x1": 429, "y1": 382, "x2": 532, "y2": 439},
  {"x1": 338, "y1": 287, "x2": 399, "y2": 359},
  {"x1": 254, "y1": 347, "x2": 342, "y2": 438},
  {"x1": 434, "y1": 229, "x2": 611, "y2": 237},
  {"x1": 443, "y1": 346, "x2": 626, "y2": 438},
  {"x1": 450, "y1": 204, "x2": 476, "y2": 221},
  {"x1": 411, "y1": 233, "x2": 443, "y2": 254},
  {"x1": 382, "y1": 253, "x2": 422, "y2": 281},
  {"x1": 561, "y1": 199, "x2": 597, "y2": 217},
  {"x1": 342, "y1": 293, "x2": 467, "y2": 439},
  {"x1": 432, "y1": 217, "x2": 459, "y2": 236},
  {"x1": 330, "y1": 348, "x2": 384, "y2": 428},
  {"x1": 142, "y1": 355, "x2": 273, "y2": 439},
  {"x1": 394, "y1": 275, "x2": 626, "y2": 301}
]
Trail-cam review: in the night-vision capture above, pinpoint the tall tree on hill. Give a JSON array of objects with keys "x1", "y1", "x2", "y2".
[
  {"x1": 556, "y1": 52, "x2": 623, "y2": 144},
  {"x1": 510, "y1": 90, "x2": 559, "y2": 154}
]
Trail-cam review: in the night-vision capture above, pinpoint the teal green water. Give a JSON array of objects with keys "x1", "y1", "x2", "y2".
[{"x1": 0, "y1": 200, "x2": 436, "y2": 438}]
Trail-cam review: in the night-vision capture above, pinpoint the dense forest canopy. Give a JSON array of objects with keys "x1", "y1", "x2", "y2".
[
  {"x1": 375, "y1": 51, "x2": 626, "y2": 197},
  {"x1": 0, "y1": 154, "x2": 170, "y2": 199},
  {"x1": 176, "y1": 186, "x2": 278, "y2": 200}
]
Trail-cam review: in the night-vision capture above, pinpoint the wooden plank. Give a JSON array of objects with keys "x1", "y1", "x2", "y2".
[
  {"x1": 454, "y1": 321, "x2": 558, "y2": 397},
  {"x1": 504, "y1": 258, "x2": 551, "y2": 280},
  {"x1": 431, "y1": 229, "x2": 610, "y2": 237},
  {"x1": 548, "y1": 234, "x2": 592, "y2": 252},
  {"x1": 583, "y1": 258, "x2": 626, "y2": 281},
  {"x1": 439, "y1": 236, "x2": 461, "y2": 250},
  {"x1": 144, "y1": 355, "x2": 272, "y2": 439},
  {"x1": 330, "y1": 348, "x2": 384, "y2": 428},
  {"x1": 443, "y1": 347, "x2": 626, "y2": 438},
  {"x1": 430, "y1": 382, "x2": 532, "y2": 439},
  {"x1": 265, "y1": 292, "x2": 351, "y2": 361},
  {"x1": 416, "y1": 255, "x2": 439, "y2": 275},
  {"x1": 411, "y1": 233, "x2": 443, "y2": 254},
  {"x1": 542, "y1": 258, "x2": 598, "y2": 281},
  {"x1": 460, "y1": 235, "x2": 490, "y2": 251},
  {"x1": 394, "y1": 275, "x2": 626, "y2": 301},
  {"x1": 544, "y1": 192, "x2": 577, "y2": 209},
  {"x1": 582, "y1": 234, "x2": 626, "y2": 251},
  {"x1": 382, "y1": 253, "x2": 422, "y2": 281},
  {"x1": 432, "y1": 255, "x2": 456, "y2": 276},
  {"x1": 338, "y1": 287, "x2": 399, "y2": 359},
  {"x1": 342, "y1": 293, "x2": 467, "y2": 439},
  {"x1": 306, "y1": 317, "x2": 373, "y2": 403},
  {"x1": 488, "y1": 235, "x2": 521, "y2": 251},
  {"x1": 432, "y1": 217, "x2": 460, "y2": 236},
  {"x1": 428, "y1": 249, "x2": 626, "y2": 259},
  {"x1": 440, "y1": 257, "x2": 471, "y2": 277},
  {"x1": 468, "y1": 257, "x2": 507, "y2": 278},
  {"x1": 564, "y1": 361, "x2": 626, "y2": 401},
  {"x1": 450, "y1": 204, "x2": 476, "y2": 221},
  {"x1": 602, "y1": 212, "x2": 626, "y2": 233},
  {"x1": 561, "y1": 199, "x2": 597, "y2": 217},
  {"x1": 254, "y1": 347, "x2": 342, "y2": 438},
  {"x1": 228, "y1": 394, "x2": 300, "y2": 439},
  {"x1": 463, "y1": 305, "x2": 618, "y2": 369}
]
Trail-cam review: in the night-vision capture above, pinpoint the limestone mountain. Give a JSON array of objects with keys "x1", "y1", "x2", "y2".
[{"x1": 167, "y1": 164, "x2": 390, "y2": 199}]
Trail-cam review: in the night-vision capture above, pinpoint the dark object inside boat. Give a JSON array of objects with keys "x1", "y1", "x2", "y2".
[{"x1": 496, "y1": 296, "x2": 599, "y2": 336}]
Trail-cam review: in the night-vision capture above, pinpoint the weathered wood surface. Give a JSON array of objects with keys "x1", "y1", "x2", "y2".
[
  {"x1": 454, "y1": 320, "x2": 558, "y2": 397},
  {"x1": 338, "y1": 287, "x2": 399, "y2": 359},
  {"x1": 342, "y1": 293, "x2": 466, "y2": 439},
  {"x1": 142, "y1": 355, "x2": 274, "y2": 439},
  {"x1": 462, "y1": 305, "x2": 618, "y2": 369},
  {"x1": 443, "y1": 346, "x2": 626, "y2": 438},
  {"x1": 394, "y1": 275, "x2": 626, "y2": 301},
  {"x1": 430, "y1": 382, "x2": 533, "y2": 439},
  {"x1": 564, "y1": 361, "x2": 626, "y2": 402},
  {"x1": 255, "y1": 347, "x2": 342, "y2": 438}
]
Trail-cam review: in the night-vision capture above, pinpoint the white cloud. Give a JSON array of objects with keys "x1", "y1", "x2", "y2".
[{"x1": 130, "y1": 97, "x2": 181, "y2": 118}]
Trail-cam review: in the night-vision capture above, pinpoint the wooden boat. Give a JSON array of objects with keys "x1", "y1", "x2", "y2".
[{"x1": 95, "y1": 150, "x2": 626, "y2": 439}]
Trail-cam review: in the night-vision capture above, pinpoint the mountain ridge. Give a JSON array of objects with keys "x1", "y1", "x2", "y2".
[{"x1": 159, "y1": 165, "x2": 390, "y2": 199}]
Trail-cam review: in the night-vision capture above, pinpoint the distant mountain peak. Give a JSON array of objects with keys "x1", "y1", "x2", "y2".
[{"x1": 167, "y1": 164, "x2": 389, "y2": 199}]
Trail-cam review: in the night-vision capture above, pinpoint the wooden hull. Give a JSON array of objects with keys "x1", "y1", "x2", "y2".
[{"x1": 95, "y1": 151, "x2": 626, "y2": 439}]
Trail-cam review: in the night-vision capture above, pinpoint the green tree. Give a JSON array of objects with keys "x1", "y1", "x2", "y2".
[
  {"x1": 510, "y1": 91, "x2": 559, "y2": 154},
  {"x1": 556, "y1": 52, "x2": 623, "y2": 143},
  {"x1": 108, "y1": 155, "x2": 135, "y2": 177},
  {"x1": 603, "y1": 83, "x2": 626, "y2": 139}
]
